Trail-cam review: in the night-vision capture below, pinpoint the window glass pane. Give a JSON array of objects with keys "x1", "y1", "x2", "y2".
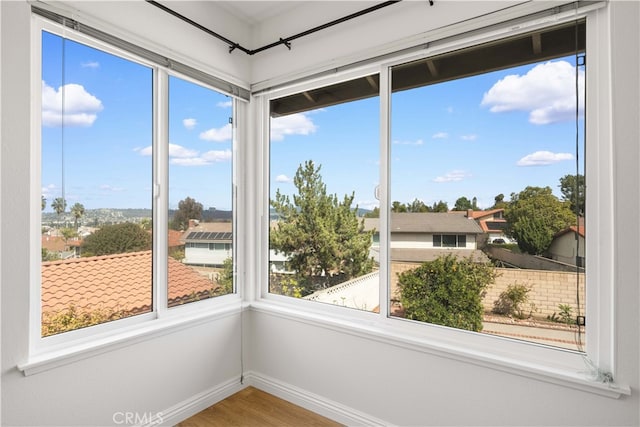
[
  {"x1": 41, "y1": 31, "x2": 153, "y2": 336},
  {"x1": 390, "y1": 23, "x2": 586, "y2": 351},
  {"x1": 167, "y1": 76, "x2": 234, "y2": 306},
  {"x1": 269, "y1": 75, "x2": 379, "y2": 312}
]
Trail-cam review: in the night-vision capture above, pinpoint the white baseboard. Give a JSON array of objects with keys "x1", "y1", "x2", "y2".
[
  {"x1": 244, "y1": 371, "x2": 391, "y2": 427},
  {"x1": 147, "y1": 372, "x2": 389, "y2": 427},
  {"x1": 145, "y1": 376, "x2": 245, "y2": 427}
]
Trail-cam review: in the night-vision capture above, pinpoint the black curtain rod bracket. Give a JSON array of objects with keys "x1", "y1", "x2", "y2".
[{"x1": 146, "y1": 0, "x2": 432, "y2": 56}]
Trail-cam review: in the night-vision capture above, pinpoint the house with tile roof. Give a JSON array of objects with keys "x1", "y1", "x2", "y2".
[
  {"x1": 464, "y1": 208, "x2": 512, "y2": 243},
  {"x1": 182, "y1": 221, "x2": 233, "y2": 267},
  {"x1": 41, "y1": 250, "x2": 218, "y2": 320}
]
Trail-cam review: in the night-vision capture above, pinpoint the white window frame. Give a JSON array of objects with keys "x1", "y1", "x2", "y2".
[
  {"x1": 255, "y1": 4, "x2": 629, "y2": 398},
  {"x1": 22, "y1": 16, "x2": 244, "y2": 375}
]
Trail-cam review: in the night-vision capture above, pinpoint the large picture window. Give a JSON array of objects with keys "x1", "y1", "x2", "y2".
[
  {"x1": 38, "y1": 25, "x2": 237, "y2": 338},
  {"x1": 264, "y1": 21, "x2": 588, "y2": 353},
  {"x1": 40, "y1": 31, "x2": 154, "y2": 336},
  {"x1": 268, "y1": 75, "x2": 380, "y2": 312},
  {"x1": 389, "y1": 22, "x2": 586, "y2": 351}
]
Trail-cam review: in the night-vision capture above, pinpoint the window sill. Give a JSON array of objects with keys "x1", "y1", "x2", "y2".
[
  {"x1": 18, "y1": 298, "x2": 242, "y2": 376},
  {"x1": 249, "y1": 299, "x2": 631, "y2": 399}
]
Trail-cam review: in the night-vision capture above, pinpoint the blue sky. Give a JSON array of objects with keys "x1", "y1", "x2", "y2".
[
  {"x1": 41, "y1": 31, "x2": 233, "y2": 212},
  {"x1": 270, "y1": 57, "x2": 584, "y2": 211},
  {"x1": 41, "y1": 30, "x2": 584, "y2": 214}
]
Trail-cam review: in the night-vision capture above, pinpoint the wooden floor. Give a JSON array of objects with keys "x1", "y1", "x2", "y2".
[{"x1": 176, "y1": 387, "x2": 343, "y2": 427}]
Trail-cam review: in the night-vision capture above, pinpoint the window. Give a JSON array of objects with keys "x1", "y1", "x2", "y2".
[
  {"x1": 168, "y1": 76, "x2": 234, "y2": 305},
  {"x1": 389, "y1": 22, "x2": 586, "y2": 351},
  {"x1": 268, "y1": 74, "x2": 380, "y2": 312},
  {"x1": 433, "y1": 234, "x2": 466, "y2": 248},
  {"x1": 37, "y1": 19, "x2": 238, "y2": 339},
  {"x1": 40, "y1": 30, "x2": 154, "y2": 337},
  {"x1": 263, "y1": 20, "x2": 589, "y2": 353}
]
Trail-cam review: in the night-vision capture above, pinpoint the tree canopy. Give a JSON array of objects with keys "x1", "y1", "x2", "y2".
[
  {"x1": 171, "y1": 197, "x2": 203, "y2": 230},
  {"x1": 70, "y1": 202, "x2": 85, "y2": 229},
  {"x1": 81, "y1": 222, "x2": 151, "y2": 256},
  {"x1": 505, "y1": 186, "x2": 575, "y2": 255},
  {"x1": 270, "y1": 160, "x2": 374, "y2": 290},
  {"x1": 51, "y1": 197, "x2": 66, "y2": 216},
  {"x1": 559, "y1": 173, "x2": 585, "y2": 216}
]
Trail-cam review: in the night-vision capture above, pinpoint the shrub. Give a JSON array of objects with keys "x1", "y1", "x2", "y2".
[
  {"x1": 397, "y1": 254, "x2": 496, "y2": 332},
  {"x1": 558, "y1": 303, "x2": 574, "y2": 325},
  {"x1": 493, "y1": 283, "x2": 535, "y2": 319},
  {"x1": 42, "y1": 305, "x2": 127, "y2": 336}
]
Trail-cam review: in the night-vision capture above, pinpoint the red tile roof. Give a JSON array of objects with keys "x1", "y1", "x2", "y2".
[
  {"x1": 168, "y1": 229, "x2": 184, "y2": 249},
  {"x1": 554, "y1": 225, "x2": 585, "y2": 238},
  {"x1": 42, "y1": 250, "x2": 216, "y2": 316}
]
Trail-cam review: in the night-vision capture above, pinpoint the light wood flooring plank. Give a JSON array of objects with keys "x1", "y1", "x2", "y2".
[{"x1": 176, "y1": 386, "x2": 343, "y2": 427}]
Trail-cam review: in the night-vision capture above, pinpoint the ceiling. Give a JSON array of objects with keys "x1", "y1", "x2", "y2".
[{"x1": 213, "y1": 1, "x2": 304, "y2": 26}]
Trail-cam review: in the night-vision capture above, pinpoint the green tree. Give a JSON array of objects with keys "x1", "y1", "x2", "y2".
[
  {"x1": 140, "y1": 217, "x2": 152, "y2": 231},
  {"x1": 41, "y1": 195, "x2": 46, "y2": 211},
  {"x1": 270, "y1": 160, "x2": 374, "y2": 289},
  {"x1": 60, "y1": 227, "x2": 78, "y2": 245},
  {"x1": 391, "y1": 201, "x2": 407, "y2": 213},
  {"x1": 505, "y1": 186, "x2": 575, "y2": 255},
  {"x1": 397, "y1": 254, "x2": 496, "y2": 332},
  {"x1": 81, "y1": 222, "x2": 152, "y2": 256},
  {"x1": 559, "y1": 173, "x2": 585, "y2": 216},
  {"x1": 364, "y1": 206, "x2": 380, "y2": 218},
  {"x1": 431, "y1": 200, "x2": 449, "y2": 212},
  {"x1": 70, "y1": 202, "x2": 85, "y2": 229},
  {"x1": 492, "y1": 193, "x2": 508, "y2": 209},
  {"x1": 171, "y1": 197, "x2": 203, "y2": 231},
  {"x1": 407, "y1": 198, "x2": 430, "y2": 213},
  {"x1": 51, "y1": 197, "x2": 66, "y2": 216},
  {"x1": 216, "y1": 257, "x2": 234, "y2": 295},
  {"x1": 41, "y1": 248, "x2": 60, "y2": 262},
  {"x1": 453, "y1": 196, "x2": 473, "y2": 211}
]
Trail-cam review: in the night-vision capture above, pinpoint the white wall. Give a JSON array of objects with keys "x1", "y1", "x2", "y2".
[{"x1": 1, "y1": 2, "x2": 245, "y2": 426}]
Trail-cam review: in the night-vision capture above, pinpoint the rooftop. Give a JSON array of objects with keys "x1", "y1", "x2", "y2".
[{"x1": 42, "y1": 250, "x2": 216, "y2": 315}]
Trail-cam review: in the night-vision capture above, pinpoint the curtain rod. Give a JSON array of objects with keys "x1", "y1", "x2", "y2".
[{"x1": 146, "y1": 0, "x2": 434, "y2": 56}]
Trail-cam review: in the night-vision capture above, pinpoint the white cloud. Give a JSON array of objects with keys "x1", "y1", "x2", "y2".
[
  {"x1": 275, "y1": 174, "x2": 291, "y2": 183},
  {"x1": 201, "y1": 149, "x2": 232, "y2": 163},
  {"x1": 393, "y1": 139, "x2": 424, "y2": 146},
  {"x1": 432, "y1": 132, "x2": 449, "y2": 139},
  {"x1": 481, "y1": 60, "x2": 584, "y2": 125},
  {"x1": 217, "y1": 100, "x2": 232, "y2": 108},
  {"x1": 136, "y1": 146, "x2": 153, "y2": 156},
  {"x1": 183, "y1": 118, "x2": 197, "y2": 130},
  {"x1": 81, "y1": 61, "x2": 100, "y2": 69},
  {"x1": 516, "y1": 150, "x2": 574, "y2": 166},
  {"x1": 446, "y1": 106, "x2": 454, "y2": 114},
  {"x1": 460, "y1": 134, "x2": 477, "y2": 141},
  {"x1": 433, "y1": 170, "x2": 469, "y2": 183},
  {"x1": 169, "y1": 143, "x2": 199, "y2": 158},
  {"x1": 41, "y1": 184, "x2": 57, "y2": 199},
  {"x1": 200, "y1": 123, "x2": 232, "y2": 142},
  {"x1": 271, "y1": 113, "x2": 317, "y2": 141},
  {"x1": 42, "y1": 81, "x2": 103, "y2": 127},
  {"x1": 136, "y1": 143, "x2": 230, "y2": 166}
]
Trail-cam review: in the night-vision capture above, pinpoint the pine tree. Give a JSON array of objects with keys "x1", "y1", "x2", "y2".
[{"x1": 270, "y1": 160, "x2": 374, "y2": 290}]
